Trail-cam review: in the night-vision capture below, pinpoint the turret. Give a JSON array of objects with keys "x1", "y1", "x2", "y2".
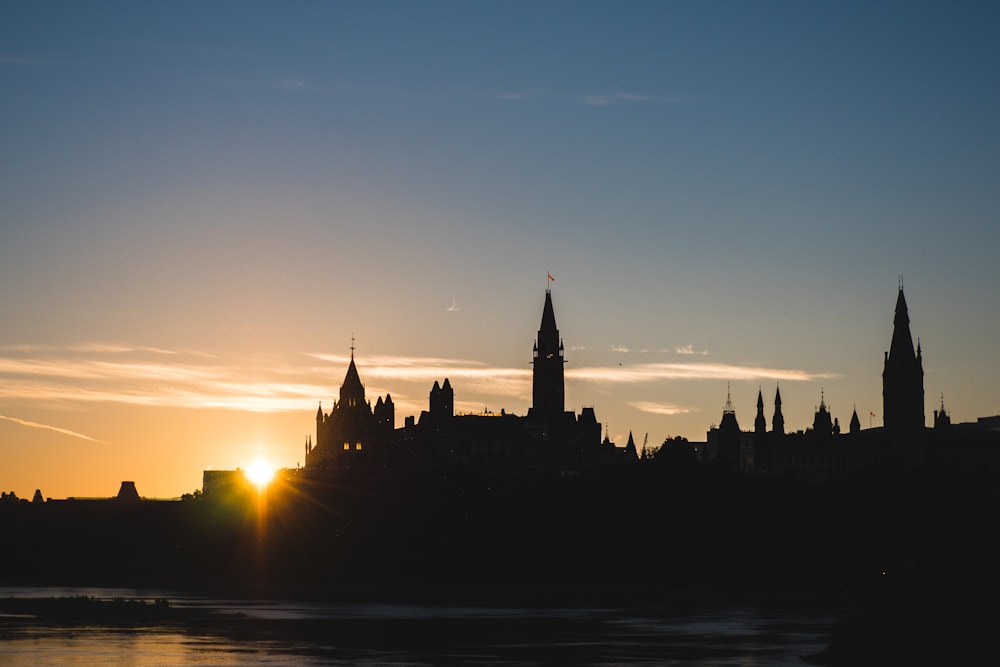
[
  {"x1": 812, "y1": 389, "x2": 833, "y2": 437},
  {"x1": 849, "y1": 406, "x2": 861, "y2": 435},
  {"x1": 754, "y1": 387, "x2": 771, "y2": 472},
  {"x1": 934, "y1": 394, "x2": 951, "y2": 431},
  {"x1": 772, "y1": 385, "x2": 785, "y2": 435},
  {"x1": 624, "y1": 431, "x2": 639, "y2": 461},
  {"x1": 754, "y1": 388, "x2": 767, "y2": 435}
]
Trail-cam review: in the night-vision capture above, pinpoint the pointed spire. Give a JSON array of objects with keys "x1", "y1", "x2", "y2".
[
  {"x1": 532, "y1": 288, "x2": 566, "y2": 416},
  {"x1": 340, "y1": 348, "x2": 366, "y2": 404},
  {"x1": 539, "y1": 289, "x2": 558, "y2": 339},
  {"x1": 755, "y1": 387, "x2": 767, "y2": 434},
  {"x1": 723, "y1": 381, "x2": 735, "y2": 415},
  {"x1": 772, "y1": 385, "x2": 785, "y2": 435},
  {"x1": 889, "y1": 287, "x2": 916, "y2": 362},
  {"x1": 884, "y1": 283, "x2": 925, "y2": 433}
]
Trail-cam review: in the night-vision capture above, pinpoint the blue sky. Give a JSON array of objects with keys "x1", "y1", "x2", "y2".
[{"x1": 2, "y1": 1, "x2": 999, "y2": 497}]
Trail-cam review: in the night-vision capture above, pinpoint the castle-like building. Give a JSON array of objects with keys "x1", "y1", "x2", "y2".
[
  {"x1": 202, "y1": 282, "x2": 997, "y2": 496},
  {"x1": 698, "y1": 285, "x2": 998, "y2": 478},
  {"x1": 303, "y1": 289, "x2": 637, "y2": 476}
]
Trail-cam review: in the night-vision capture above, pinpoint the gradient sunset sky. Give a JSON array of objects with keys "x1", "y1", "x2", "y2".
[{"x1": 2, "y1": 1, "x2": 999, "y2": 498}]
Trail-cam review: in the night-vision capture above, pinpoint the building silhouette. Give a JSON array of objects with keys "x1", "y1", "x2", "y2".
[
  {"x1": 691, "y1": 284, "x2": 999, "y2": 479},
  {"x1": 195, "y1": 281, "x2": 998, "y2": 495},
  {"x1": 305, "y1": 343, "x2": 394, "y2": 468},
  {"x1": 299, "y1": 288, "x2": 636, "y2": 477}
]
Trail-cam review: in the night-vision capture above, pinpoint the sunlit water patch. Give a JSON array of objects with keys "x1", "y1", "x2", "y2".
[{"x1": 0, "y1": 587, "x2": 834, "y2": 666}]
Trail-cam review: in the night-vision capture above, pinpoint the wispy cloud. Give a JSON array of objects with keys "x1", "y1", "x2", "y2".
[
  {"x1": 447, "y1": 299, "x2": 461, "y2": 312},
  {"x1": 0, "y1": 56, "x2": 54, "y2": 66},
  {"x1": 0, "y1": 345, "x2": 323, "y2": 412},
  {"x1": 629, "y1": 402, "x2": 697, "y2": 416},
  {"x1": 674, "y1": 344, "x2": 709, "y2": 356},
  {"x1": 569, "y1": 362, "x2": 834, "y2": 383},
  {"x1": 0, "y1": 414, "x2": 103, "y2": 443},
  {"x1": 0, "y1": 344, "x2": 831, "y2": 418},
  {"x1": 270, "y1": 78, "x2": 323, "y2": 94},
  {"x1": 577, "y1": 92, "x2": 655, "y2": 106},
  {"x1": 254, "y1": 78, "x2": 399, "y2": 98},
  {"x1": 309, "y1": 353, "x2": 529, "y2": 387},
  {"x1": 610, "y1": 344, "x2": 630, "y2": 353},
  {"x1": 570, "y1": 345, "x2": 589, "y2": 351},
  {"x1": 496, "y1": 92, "x2": 532, "y2": 101},
  {"x1": 68, "y1": 343, "x2": 177, "y2": 355}
]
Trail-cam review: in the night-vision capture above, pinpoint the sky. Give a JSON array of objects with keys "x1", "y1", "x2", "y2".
[{"x1": 2, "y1": 1, "x2": 999, "y2": 498}]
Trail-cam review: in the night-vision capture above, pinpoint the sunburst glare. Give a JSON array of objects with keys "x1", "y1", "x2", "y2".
[{"x1": 244, "y1": 460, "x2": 274, "y2": 489}]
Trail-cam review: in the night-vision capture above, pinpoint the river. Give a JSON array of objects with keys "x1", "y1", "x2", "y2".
[{"x1": 0, "y1": 586, "x2": 834, "y2": 665}]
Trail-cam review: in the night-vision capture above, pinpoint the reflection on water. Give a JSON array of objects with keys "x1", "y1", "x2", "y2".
[
  {"x1": 0, "y1": 587, "x2": 833, "y2": 666},
  {"x1": 0, "y1": 628, "x2": 300, "y2": 667}
]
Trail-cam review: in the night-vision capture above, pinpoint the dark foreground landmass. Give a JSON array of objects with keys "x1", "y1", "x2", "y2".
[
  {"x1": 0, "y1": 595, "x2": 233, "y2": 625},
  {"x1": 2, "y1": 464, "x2": 999, "y2": 663}
]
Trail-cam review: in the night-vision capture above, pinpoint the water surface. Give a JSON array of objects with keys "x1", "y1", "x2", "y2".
[{"x1": 0, "y1": 586, "x2": 833, "y2": 665}]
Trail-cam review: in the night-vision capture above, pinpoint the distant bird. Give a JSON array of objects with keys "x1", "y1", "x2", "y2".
[{"x1": 447, "y1": 299, "x2": 460, "y2": 312}]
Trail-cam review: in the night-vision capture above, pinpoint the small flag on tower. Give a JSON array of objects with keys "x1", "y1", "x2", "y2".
[{"x1": 547, "y1": 272, "x2": 555, "y2": 282}]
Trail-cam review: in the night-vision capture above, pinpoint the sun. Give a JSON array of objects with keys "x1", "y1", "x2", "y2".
[{"x1": 244, "y1": 460, "x2": 275, "y2": 489}]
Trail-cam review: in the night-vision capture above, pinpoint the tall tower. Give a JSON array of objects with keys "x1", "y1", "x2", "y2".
[
  {"x1": 716, "y1": 385, "x2": 742, "y2": 470},
  {"x1": 531, "y1": 289, "x2": 565, "y2": 417},
  {"x1": 882, "y1": 285, "x2": 925, "y2": 434}
]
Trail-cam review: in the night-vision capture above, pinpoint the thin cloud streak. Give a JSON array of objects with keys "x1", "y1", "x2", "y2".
[
  {"x1": 570, "y1": 363, "x2": 835, "y2": 383},
  {"x1": 674, "y1": 344, "x2": 708, "y2": 356},
  {"x1": 1, "y1": 344, "x2": 831, "y2": 415},
  {"x1": 577, "y1": 92, "x2": 655, "y2": 106},
  {"x1": 0, "y1": 414, "x2": 103, "y2": 443},
  {"x1": 496, "y1": 92, "x2": 531, "y2": 100},
  {"x1": 0, "y1": 56, "x2": 54, "y2": 66},
  {"x1": 629, "y1": 402, "x2": 697, "y2": 416},
  {"x1": 68, "y1": 343, "x2": 178, "y2": 355}
]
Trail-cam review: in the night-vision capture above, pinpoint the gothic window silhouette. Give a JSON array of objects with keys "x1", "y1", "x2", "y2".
[{"x1": 355, "y1": 442, "x2": 362, "y2": 451}]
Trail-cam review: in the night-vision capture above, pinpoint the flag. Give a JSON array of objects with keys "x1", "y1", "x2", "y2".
[
  {"x1": 547, "y1": 272, "x2": 554, "y2": 282},
  {"x1": 870, "y1": 411, "x2": 876, "y2": 417}
]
